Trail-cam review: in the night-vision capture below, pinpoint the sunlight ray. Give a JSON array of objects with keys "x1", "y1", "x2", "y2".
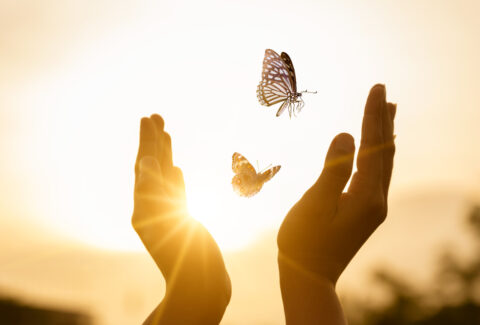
[
  {"x1": 149, "y1": 217, "x2": 193, "y2": 253},
  {"x1": 152, "y1": 220, "x2": 197, "y2": 323}
]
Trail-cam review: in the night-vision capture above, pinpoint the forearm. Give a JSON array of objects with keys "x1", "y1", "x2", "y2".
[
  {"x1": 279, "y1": 255, "x2": 347, "y2": 325},
  {"x1": 140, "y1": 221, "x2": 231, "y2": 325}
]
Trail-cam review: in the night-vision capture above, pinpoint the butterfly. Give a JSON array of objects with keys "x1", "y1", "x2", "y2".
[
  {"x1": 257, "y1": 49, "x2": 316, "y2": 117},
  {"x1": 231, "y1": 152, "x2": 281, "y2": 197}
]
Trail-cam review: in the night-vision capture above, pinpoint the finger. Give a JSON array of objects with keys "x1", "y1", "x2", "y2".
[
  {"x1": 150, "y1": 114, "x2": 165, "y2": 132},
  {"x1": 382, "y1": 102, "x2": 396, "y2": 199},
  {"x1": 168, "y1": 166, "x2": 187, "y2": 204},
  {"x1": 135, "y1": 118, "x2": 157, "y2": 180},
  {"x1": 150, "y1": 114, "x2": 166, "y2": 165},
  {"x1": 389, "y1": 102, "x2": 397, "y2": 120},
  {"x1": 349, "y1": 84, "x2": 386, "y2": 194},
  {"x1": 308, "y1": 133, "x2": 355, "y2": 216},
  {"x1": 161, "y1": 132, "x2": 174, "y2": 174},
  {"x1": 150, "y1": 114, "x2": 173, "y2": 176}
]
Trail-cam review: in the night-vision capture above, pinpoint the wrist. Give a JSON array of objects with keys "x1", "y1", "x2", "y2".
[
  {"x1": 278, "y1": 250, "x2": 343, "y2": 286},
  {"x1": 278, "y1": 252, "x2": 346, "y2": 325}
]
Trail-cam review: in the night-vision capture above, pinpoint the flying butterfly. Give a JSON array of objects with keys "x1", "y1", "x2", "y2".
[
  {"x1": 257, "y1": 49, "x2": 316, "y2": 117},
  {"x1": 231, "y1": 152, "x2": 281, "y2": 197}
]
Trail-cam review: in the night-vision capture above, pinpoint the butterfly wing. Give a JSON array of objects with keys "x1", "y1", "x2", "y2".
[
  {"x1": 232, "y1": 152, "x2": 260, "y2": 197},
  {"x1": 257, "y1": 49, "x2": 296, "y2": 109},
  {"x1": 232, "y1": 152, "x2": 256, "y2": 175},
  {"x1": 232, "y1": 174, "x2": 263, "y2": 197},
  {"x1": 280, "y1": 52, "x2": 297, "y2": 94},
  {"x1": 259, "y1": 165, "x2": 281, "y2": 183},
  {"x1": 280, "y1": 52, "x2": 304, "y2": 117}
]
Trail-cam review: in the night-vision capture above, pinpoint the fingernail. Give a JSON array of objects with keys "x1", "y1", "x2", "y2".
[
  {"x1": 335, "y1": 134, "x2": 355, "y2": 152},
  {"x1": 371, "y1": 84, "x2": 386, "y2": 100}
]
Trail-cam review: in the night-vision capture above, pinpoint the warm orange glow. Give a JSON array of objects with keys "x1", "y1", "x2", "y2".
[{"x1": 1, "y1": 1, "x2": 479, "y2": 324}]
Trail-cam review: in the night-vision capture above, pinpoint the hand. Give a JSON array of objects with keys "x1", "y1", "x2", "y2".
[
  {"x1": 132, "y1": 114, "x2": 231, "y2": 324},
  {"x1": 277, "y1": 84, "x2": 396, "y2": 324}
]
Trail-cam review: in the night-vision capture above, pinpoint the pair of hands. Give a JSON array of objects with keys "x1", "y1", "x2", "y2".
[{"x1": 132, "y1": 84, "x2": 396, "y2": 324}]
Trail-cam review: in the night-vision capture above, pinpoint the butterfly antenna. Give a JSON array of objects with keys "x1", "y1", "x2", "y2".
[
  {"x1": 300, "y1": 89, "x2": 317, "y2": 94},
  {"x1": 260, "y1": 163, "x2": 272, "y2": 173}
]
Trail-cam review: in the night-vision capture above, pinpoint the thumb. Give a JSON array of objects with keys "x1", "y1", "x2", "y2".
[
  {"x1": 310, "y1": 133, "x2": 355, "y2": 211},
  {"x1": 166, "y1": 166, "x2": 187, "y2": 200}
]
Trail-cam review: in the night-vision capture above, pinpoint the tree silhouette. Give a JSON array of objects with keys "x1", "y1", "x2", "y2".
[{"x1": 348, "y1": 205, "x2": 480, "y2": 325}]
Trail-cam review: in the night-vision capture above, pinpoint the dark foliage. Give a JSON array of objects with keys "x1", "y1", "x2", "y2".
[
  {"x1": 348, "y1": 205, "x2": 480, "y2": 325},
  {"x1": 0, "y1": 298, "x2": 92, "y2": 325}
]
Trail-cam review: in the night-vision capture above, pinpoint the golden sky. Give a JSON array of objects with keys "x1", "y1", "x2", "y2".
[{"x1": 1, "y1": 0, "x2": 479, "y2": 324}]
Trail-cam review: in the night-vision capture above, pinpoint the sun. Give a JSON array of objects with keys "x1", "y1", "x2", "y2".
[{"x1": 186, "y1": 184, "x2": 256, "y2": 252}]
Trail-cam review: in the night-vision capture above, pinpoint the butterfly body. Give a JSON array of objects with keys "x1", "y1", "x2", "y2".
[
  {"x1": 257, "y1": 49, "x2": 315, "y2": 117},
  {"x1": 231, "y1": 152, "x2": 280, "y2": 197}
]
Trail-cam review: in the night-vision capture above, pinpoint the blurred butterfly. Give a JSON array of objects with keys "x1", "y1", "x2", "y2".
[
  {"x1": 257, "y1": 49, "x2": 316, "y2": 117},
  {"x1": 231, "y1": 152, "x2": 281, "y2": 197}
]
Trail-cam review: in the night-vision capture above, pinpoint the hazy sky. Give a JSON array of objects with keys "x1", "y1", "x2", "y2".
[{"x1": 1, "y1": 0, "x2": 479, "y2": 323}]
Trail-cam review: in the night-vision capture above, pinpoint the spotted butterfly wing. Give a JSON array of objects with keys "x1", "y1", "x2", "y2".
[
  {"x1": 232, "y1": 152, "x2": 256, "y2": 175},
  {"x1": 256, "y1": 49, "x2": 305, "y2": 117},
  {"x1": 231, "y1": 153, "x2": 260, "y2": 197},
  {"x1": 258, "y1": 165, "x2": 281, "y2": 183},
  {"x1": 231, "y1": 152, "x2": 281, "y2": 197}
]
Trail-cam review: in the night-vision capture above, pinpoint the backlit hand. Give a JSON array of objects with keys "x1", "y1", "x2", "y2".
[
  {"x1": 132, "y1": 114, "x2": 231, "y2": 324},
  {"x1": 277, "y1": 84, "x2": 396, "y2": 324}
]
